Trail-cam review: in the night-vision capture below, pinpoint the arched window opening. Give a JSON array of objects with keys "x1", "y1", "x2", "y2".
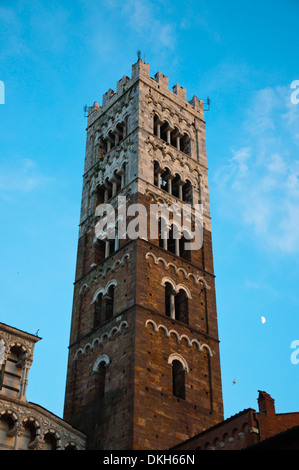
[
  {"x1": 107, "y1": 238, "x2": 115, "y2": 256},
  {"x1": 112, "y1": 171, "x2": 122, "y2": 195},
  {"x1": 94, "y1": 238, "x2": 106, "y2": 264},
  {"x1": 105, "y1": 180, "x2": 113, "y2": 201},
  {"x1": 114, "y1": 222, "x2": 120, "y2": 251},
  {"x1": 160, "y1": 121, "x2": 169, "y2": 142},
  {"x1": 97, "y1": 139, "x2": 107, "y2": 159},
  {"x1": 97, "y1": 361, "x2": 107, "y2": 399},
  {"x1": 153, "y1": 114, "x2": 160, "y2": 137},
  {"x1": 95, "y1": 184, "x2": 106, "y2": 207},
  {"x1": 179, "y1": 230, "x2": 192, "y2": 261},
  {"x1": 165, "y1": 282, "x2": 174, "y2": 318},
  {"x1": 107, "y1": 131, "x2": 116, "y2": 150},
  {"x1": 172, "y1": 360, "x2": 185, "y2": 400},
  {"x1": 0, "y1": 414, "x2": 15, "y2": 450},
  {"x1": 105, "y1": 285, "x2": 114, "y2": 321},
  {"x1": 180, "y1": 133, "x2": 190, "y2": 155},
  {"x1": 158, "y1": 217, "x2": 168, "y2": 249},
  {"x1": 175, "y1": 289, "x2": 189, "y2": 324},
  {"x1": 94, "y1": 285, "x2": 115, "y2": 328},
  {"x1": 170, "y1": 127, "x2": 180, "y2": 148},
  {"x1": 94, "y1": 293, "x2": 103, "y2": 328},
  {"x1": 154, "y1": 161, "x2": 160, "y2": 188},
  {"x1": 115, "y1": 122, "x2": 125, "y2": 144},
  {"x1": 65, "y1": 443, "x2": 77, "y2": 450},
  {"x1": 160, "y1": 168, "x2": 171, "y2": 192},
  {"x1": 43, "y1": 432, "x2": 57, "y2": 451},
  {"x1": 164, "y1": 281, "x2": 189, "y2": 324},
  {"x1": 167, "y1": 225, "x2": 176, "y2": 254},
  {"x1": 19, "y1": 422, "x2": 37, "y2": 450},
  {"x1": 182, "y1": 180, "x2": 193, "y2": 204},
  {"x1": 171, "y1": 174, "x2": 181, "y2": 199}
]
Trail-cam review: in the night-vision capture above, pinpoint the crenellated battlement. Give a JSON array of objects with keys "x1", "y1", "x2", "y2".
[{"x1": 87, "y1": 59, "x2": 204, "y2": 126}]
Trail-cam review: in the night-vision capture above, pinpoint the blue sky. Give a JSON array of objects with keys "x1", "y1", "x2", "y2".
[{"x1": 0, "y1": 0, "x2": 298, "y2": 422}]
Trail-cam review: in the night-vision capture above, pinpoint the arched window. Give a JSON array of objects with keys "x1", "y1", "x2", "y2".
[
  {"x1": 92, "y1": 355, "x2": 110, "y2": 400},
  {"x1": 0, "y1": 413, "x2": 15, "y2": 450},
  {"x1": 179, "y1": 229, "x2": 192, "y2": 261},
  {"x1": 170, "y1": 127, "x2": 180, "y2": 148},
  {"x1": 158, "y1": 217, "x2": 163, "y2": 248},
  {"x1": 107, "y1": 237, "x2": 115, "y2": 257},
  {"x1": 65, "y1": 443, "x2": 77, "y2": 450},
  {"x1": 105, "y1": 285, "x2": 114, "y2": 321},
  {"x1": 175, "y1": 289, "x2": 189, "y2": 324},
  {"x1": 19, "y1": 421, "x2": 37, "y2": 450},
  {"x1": 115, "y1": 122, "x2": 125, "y2": 144},
  {"x1": 165, "y1": 282, "x2": 174, "y2": 318},
  {"x1": 154, "y1": 161, "x2": 160, "y2": 188},
  {"x1": 105, "y1": 179, "x2": 113, "y2": 201},
  {"x1": 163, "y1": 280, "x2": 189, "y2": 324},
  {"x1": 107, "y1": 130, "x2": 116, "y2": 150},
  {"x1": 160, "y1": 121, "x2": 169, "y2": 142},
  {"x1": 95, "y1": 184, "x2": 106, "y2": 206},
  {"x1": 94, "y1": 293, "x2": 103, "y2": 328},
  {"x1": 94, "y1": 238, "x2": 106, "y2": 264},
  {"x1": 160, "y1": 168, "x2": 171, "y2": 192},
  {"x1": 93, "y1": 285, "x2": 115, "y2": 328},
  {"x1": 171, "y1": 174, "x2": 181, "y2": 199},
  {"x1": 167, "y1": 224, "x2": 176, "y2": 254},
  {"x1": 172, "y1": 360, "x2": 185, "y2": 399},
  {"x1": 98, "y1": 138, "x2": 108, "y2": 159},
  {"x1": 112, "y1": 170, "x2": 122, "y2": 195},
  {"x1": 97, "y1": 361, "x2": 106, "y2": 399},
  {"x1": 153, "y1": 114, "x2": 160, "y2": 137},
  {"x1": 180, "y1": 133, "x2": 190, "y2": 155},
  {"x1": 182, "y1": 180, "x2": 193, "y2": 204},
  {"x1": 43, "y1": 432, "x2": 57, "y2": 450}
]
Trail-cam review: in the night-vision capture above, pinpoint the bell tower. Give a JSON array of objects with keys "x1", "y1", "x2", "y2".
[{"x1": 63, "y1": 59, "x2": 224, "y2": 450}]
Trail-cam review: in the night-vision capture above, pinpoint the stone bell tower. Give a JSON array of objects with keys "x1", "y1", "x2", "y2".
[{"x1": 63, "y1": 59, "x2": 224, "y2": 450}]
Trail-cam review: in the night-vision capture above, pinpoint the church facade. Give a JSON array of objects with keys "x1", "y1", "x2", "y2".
[{"x1": 0, "y1": 322, "x2": 86, "y2": 450}]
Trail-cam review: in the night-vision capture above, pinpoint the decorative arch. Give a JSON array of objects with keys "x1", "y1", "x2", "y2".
[
  {"x1": 167, "y1": 353, "x2": 189, "y2": 372},
  {"x1": 92, "y1": 354, "x2": 110, "y2": 373},
  {"x1": 92, "y1": 279, "x2": 118, "y2": 303},
  {"x1": 175, "y1": 284, "x2": 192, "y2": 299},
  {"x1": 161, "y1": 276, "x2": 176, "y2": 291},
  {"x1": 160, "y1": 277, "x2": 191, "y2": 298},
  {"x1": 73, "y1": 321, "x2": 129, "y2": 360}
]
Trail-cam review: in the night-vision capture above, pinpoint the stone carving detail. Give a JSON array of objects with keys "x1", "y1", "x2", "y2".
[
  {"x1": 73, "y1": 321, "x2": 129, "y2": 360},
  {"x1": 90, "y1": 253, "x2": 130, "y2": 284},
  {"x1": 0, "y1": 403, "x2": 85, "y2": 450},
  {"x1": 145, "y1": 252, "x2": 210, "y2": 289},
  {"x1": 145, "y1": 319, "x2": 213, "y2": 356},
  {"x1": 146, "y1": 137, "x2": 202, "y2": 175},
  {"x1": 0, "y1": 331, "x2": 34, "y2": 362}
]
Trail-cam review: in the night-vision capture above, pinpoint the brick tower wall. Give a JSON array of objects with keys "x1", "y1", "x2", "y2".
[{"x1": 63, "y1": 59, "x2": 223, "y2": 450}]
